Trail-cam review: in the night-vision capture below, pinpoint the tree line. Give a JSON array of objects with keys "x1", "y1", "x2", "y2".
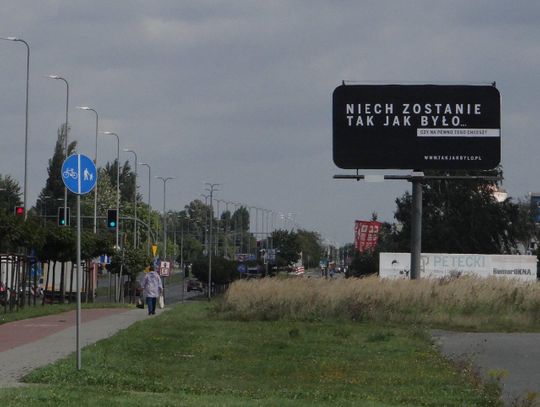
[{"x1": 345, "y1": 169, "x2": 540, "y2": 277}]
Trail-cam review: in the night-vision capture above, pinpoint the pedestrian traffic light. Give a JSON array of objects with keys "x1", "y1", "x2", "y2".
[
  {"x1": 14, "y1": 206, "x2": 24, "y2": 216},
  {"x1": 57, "y1": 207, "x2": 70, "y2": 226},
  {"x1": 107, "y1": 209, "x2": 118, "y2": 229}
]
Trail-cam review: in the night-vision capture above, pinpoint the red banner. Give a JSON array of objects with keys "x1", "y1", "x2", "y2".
[{"x1": 354, "y1": 220, "x2": 382, "y2": 253}]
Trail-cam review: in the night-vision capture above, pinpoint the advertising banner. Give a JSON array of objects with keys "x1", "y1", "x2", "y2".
[
  {"x1": 354, "y1": 221, "x2": 382, "y2": 253},
  {"x1": 333, "y1": 84, "x2": 501, "y2": 170},
  {"x1": 379, "y1": 253, "x2": 537, "y2": 282}
]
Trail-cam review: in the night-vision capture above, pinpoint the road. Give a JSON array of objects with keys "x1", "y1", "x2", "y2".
[{"x1": 432, "y1": 330, "x2": 540, "y2": 405}]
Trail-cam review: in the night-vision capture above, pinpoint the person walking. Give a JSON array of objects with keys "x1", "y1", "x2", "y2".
[{"x1": 141, "y1": 264, "x2": 163, "y2": 315}]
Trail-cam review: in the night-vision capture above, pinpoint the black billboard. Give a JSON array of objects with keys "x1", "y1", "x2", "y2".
[{"x1": 333, "y1": 84, "x2": 501, "y2": 170}]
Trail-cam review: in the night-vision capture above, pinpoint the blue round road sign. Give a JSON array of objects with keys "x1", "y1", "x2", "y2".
[{"x1": 62, "y1": 154, "x2": 97, "y2": 195}]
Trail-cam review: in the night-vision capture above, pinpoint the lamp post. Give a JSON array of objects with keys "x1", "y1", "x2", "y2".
[
  {"x1": 1, "y1": 37, "x2": 30, "y2": 219},
  {"x1": 47, "y1": 75, "x2": 70, "y2": 224},
  {"x1": 205, "y1": 183, "x2": 219, "y2": 300},
  {"x1": 100, "y1": 131, "x2": 120, "y2": 250},
  {"x1": 139, "y1": 163, "x2": 152, "y2": 255},
  {"x1": 76, "y1": 106, "x2": 99, "y2": 233},
  {"x1": 123, "y1": 149, "x2": 138, "y2": 247},
  {"x1": 200, "y1": 194, "x2": 209, "y2": 256},
  {"x1": 156, "y1": 176, "x2": 174, "y2": 260}
]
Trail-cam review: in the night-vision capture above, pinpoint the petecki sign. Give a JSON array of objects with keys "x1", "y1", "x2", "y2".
[{"x1": 333, "y1": 84, "x2": 501, "y2": 170}]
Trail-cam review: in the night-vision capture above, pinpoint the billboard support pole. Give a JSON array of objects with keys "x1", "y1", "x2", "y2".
[{"x1": 410, "y1": 175, "x2": 423, "y2": 280}]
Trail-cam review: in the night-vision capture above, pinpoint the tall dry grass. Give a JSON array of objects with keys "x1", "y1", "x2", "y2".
[{"x1": 219, "y1": 276, "x2": 540, "y2": 330}]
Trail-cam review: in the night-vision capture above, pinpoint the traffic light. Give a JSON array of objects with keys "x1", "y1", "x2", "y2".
[
  {"x1": 14, "y1": 206, "x2": 25, "y2": 216},
  {"x1": 57, "y1": 207, "x2": 71, "y2": 226},
  {"x1": 107, "y1": 209, "x2": 118, "y2": 229}
]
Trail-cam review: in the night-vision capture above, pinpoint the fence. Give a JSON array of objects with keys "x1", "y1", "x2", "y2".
[{"x1": 1, "y1": 254, "x2": 96, "y2": 314}]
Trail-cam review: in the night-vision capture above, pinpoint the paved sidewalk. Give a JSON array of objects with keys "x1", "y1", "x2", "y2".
[{"x1": 0, "y1": 307, "x2": 160, "y2": 387}]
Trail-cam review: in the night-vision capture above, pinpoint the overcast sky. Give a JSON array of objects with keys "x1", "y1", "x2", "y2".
[{"x1": 1, "y1": 1, "x2": 539, "y2": 245}]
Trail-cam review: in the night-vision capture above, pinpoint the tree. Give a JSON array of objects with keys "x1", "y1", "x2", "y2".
[
  {"x1": 230, "y1": 206, "x2": 251, "y2": 252},
  {"x1": 271, "y1": 229, "x2": 300, "y2": 267},
  {"x1": 192, "y1": 257, "x2": 238, "y2": 284},
  {"x1": 103, "y1": 160, "x2": 139, "y2": 205},
  {"x1": 295, "y1": 229, "x2": 323, "y2": 268},
  {"x1": 0, "y1": 174, "x2": 22, "y2": 215},
  {"x1": 392, "y1": 170, "x2": 522, "y2": 254},
  {"x1": 36, "y1": 125, "x2": 77, "y2": 219}
]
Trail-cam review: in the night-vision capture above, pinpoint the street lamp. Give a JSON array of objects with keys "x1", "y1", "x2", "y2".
[
  {"x1": 46, "y1": 75, "x2": 69, "y2": 224},
  {"x1": 139, "y1": 162, "x2": 152, "y2": 255},
  {"x1": 76, "y1": 106, "x2": 99, "y2": 233},
  {"x1": 156, "y1": 176, "x2": 175, "y2": 260},
  {"x1": 200, "y1": 194, "x2": 209, "y2": 256},
  {"x1": 100, "y1": 131, "x2": 120, "y2": 250},
  {"x1": 123, "y1": 149, "x2": 138, "y2": 247},
  {"x1": 1, "y1": 37, "x2": 30, "y2": 219}
]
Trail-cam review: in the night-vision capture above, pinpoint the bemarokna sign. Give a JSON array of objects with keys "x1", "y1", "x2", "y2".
[{"x1": 333, "y1": 84, "x2": 501, "y2": 170}]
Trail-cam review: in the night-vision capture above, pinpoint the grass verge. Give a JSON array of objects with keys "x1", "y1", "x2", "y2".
[{"x1": 0, "y1": 301, "x2": 499, "y2": 406}]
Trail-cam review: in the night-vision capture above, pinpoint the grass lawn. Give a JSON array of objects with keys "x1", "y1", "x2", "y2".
[{"x1": 1, "y1": 302, "x2": 497, "y2": 406}]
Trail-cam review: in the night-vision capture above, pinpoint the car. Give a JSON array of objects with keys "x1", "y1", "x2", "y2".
[{"x1": 186, "y1": 279, "x2": 203, "y2": 292}]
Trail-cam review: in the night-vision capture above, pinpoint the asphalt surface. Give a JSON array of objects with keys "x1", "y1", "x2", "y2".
[{"x1": 432, "y1": 330, "x2": 540, "y2": 405}]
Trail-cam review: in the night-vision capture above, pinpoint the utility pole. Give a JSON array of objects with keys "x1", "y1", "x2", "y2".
[{"x1": 205, "y1": 183, "x2": 219, "y2": 300}]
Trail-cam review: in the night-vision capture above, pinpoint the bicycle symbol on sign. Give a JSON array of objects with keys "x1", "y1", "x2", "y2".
[{"x1": 63, "y1": 168, "x2": 78, "y2": 180}]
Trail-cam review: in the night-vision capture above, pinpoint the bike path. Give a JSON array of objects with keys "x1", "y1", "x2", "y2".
[{"x1": 0, "y1": 307, "x2": 160, "y2": 387}]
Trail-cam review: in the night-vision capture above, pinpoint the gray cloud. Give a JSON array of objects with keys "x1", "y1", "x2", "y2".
[{"x1": 1, "y1": 1, "x2": 539, "y2": 245}]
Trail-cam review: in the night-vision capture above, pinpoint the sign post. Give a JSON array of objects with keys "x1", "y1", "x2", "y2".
[{"x1": 61, "y1": 154, "x2": 97, "y2": 370}]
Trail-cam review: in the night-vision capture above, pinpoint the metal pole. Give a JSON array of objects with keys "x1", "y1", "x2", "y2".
[
  {"x1": 163, "y1": 182, "x2": 166, "y2": 259},
  {"x1": 1, "y1": 38, "x2": 30, "y2": 219},
  {"x1": 23, "y1": 40, "x2": 29, "y2": 220},
  {"x1": 76, "y1": 107, "x2": 99, "y2": 233},
  {"x1": 180, "y1": 219, "x2": 184, "y2": 270},
  {"x1": 48, "y1": 77, "x2": 70, "y2": 225},
  {"x1": 205, "y1": 183, "x2": 219, "y2": 300},
  {"x1": 140, "y1": 163, "x2": 151, "y2": 255},
  {"x1": 124, "y1": 150, "x2": 138, "y2": 247},
  {"x1": 101, "y1": 132, "x2": 120, "y2": 249},
  {"x1": 115, "y1": 138, "x2": 120, "y2": 250},
  {"x1": 93, "y1": 111, "x2": 98, "y2": 233},
  {"x1": 209, "y1": 195, "x2": 213, "y2": 299},
  {"x1": 157, "y1": 177, "x2": 174, "y2": 260},
  {"x1": 410, "y1": 176, "x2": 423, "y2": 280},
  {"x1": 62, "y1": 79, "x2": 69, "y2": 227},
  {"x1": 76, "y1": 194, "x2": 81, "y2": 370},
  {"x1": 47, "y1": 75, "x2": 70, "y2": 225}
]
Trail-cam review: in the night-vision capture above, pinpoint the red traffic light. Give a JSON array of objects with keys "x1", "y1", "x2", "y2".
[{"x1": 14, "y1": 206, "x2": 25, "y2": 216}]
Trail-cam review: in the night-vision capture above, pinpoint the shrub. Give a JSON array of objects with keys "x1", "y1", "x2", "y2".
[
  {"x1": 192, "y1": 257, "x2": 238, "y2": 284},
  {"x1": 218, "y1": 276, "x2": 540, "y2": 330}
]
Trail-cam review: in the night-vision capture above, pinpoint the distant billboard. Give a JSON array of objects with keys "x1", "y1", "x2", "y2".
[
  {"x1": 379, "y1": 253, "x2": 537, "y2": 282},
  {"x1": 354, "y1": 220, "x2": 381, "y2": 253},
  {"x1": 333, "y1": 84, "x2": 501, "y2": 170}
]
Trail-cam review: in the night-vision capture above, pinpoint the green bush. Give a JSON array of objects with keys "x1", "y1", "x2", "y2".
[
  {"x1": 192, "y1": 257, "x2": 239, "y2": 284},
  {"x1": 348, "y1": 250, "x2": 378, "y2": 277}
]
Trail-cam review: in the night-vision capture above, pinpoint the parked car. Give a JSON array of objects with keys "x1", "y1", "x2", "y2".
[{"x1": 186, "y1": 279, "x2": 203, "y2": 292}]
